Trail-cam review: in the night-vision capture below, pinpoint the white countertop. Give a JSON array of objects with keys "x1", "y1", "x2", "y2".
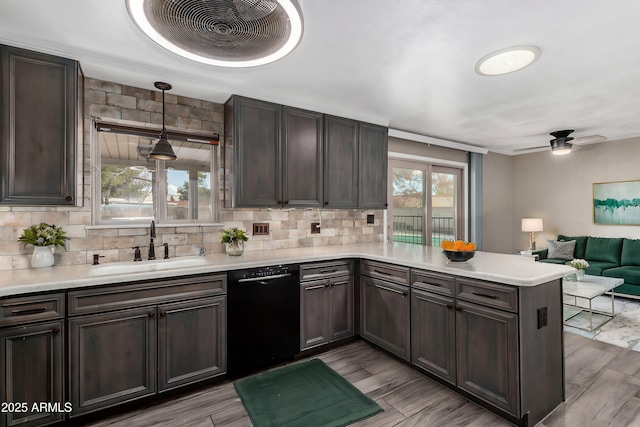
[{"x1": 0, "y1": 243, "x2": 575, "y2": 297}]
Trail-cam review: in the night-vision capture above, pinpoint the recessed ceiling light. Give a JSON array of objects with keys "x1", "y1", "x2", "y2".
[
  {"x1": 475, "y1": 46, "x2": 541, "y2": 76},
  {"x1": 127, "y1": 0, "x2": 304, "y2": 68}
]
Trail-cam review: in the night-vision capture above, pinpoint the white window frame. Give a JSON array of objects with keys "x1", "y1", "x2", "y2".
[
  {"x1": 385, "y1": 151, "x2": 468, "y2": 244},
  {"x1": 91, "y1": 118, "x2": 221, "y2": 227}
]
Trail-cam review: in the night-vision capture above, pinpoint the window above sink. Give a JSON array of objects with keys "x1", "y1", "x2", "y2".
[{"x1": 92, "y1": 119, "x2": 220, "y2": 226}]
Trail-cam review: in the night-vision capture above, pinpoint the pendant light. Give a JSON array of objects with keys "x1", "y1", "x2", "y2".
[{"x1": 150, "y1": 81, "x2": 177, "y2": 160}]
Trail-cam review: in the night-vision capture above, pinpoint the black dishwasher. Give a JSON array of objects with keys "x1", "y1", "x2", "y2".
[{"x1": 227, "y1": 264, "x2": 300, "y2": 376}]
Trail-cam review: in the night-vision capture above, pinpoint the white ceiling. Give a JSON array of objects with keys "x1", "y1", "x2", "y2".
[{"x1": 3, "y1": 0, "x2": 640, "y2": 155}]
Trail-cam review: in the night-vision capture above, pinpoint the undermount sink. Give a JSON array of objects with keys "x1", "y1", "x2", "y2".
[{"x1": 88, "y1": 256, "x2": 211, "y2": 277}]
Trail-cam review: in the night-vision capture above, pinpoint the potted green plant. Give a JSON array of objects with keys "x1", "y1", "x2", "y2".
[
  {"x1": 18, "y1": 222, "x2": 67, "y2": 268},
  {"x1": 569, "y1": 258, "x2": 589, "y2": 281},
  {"x1": 221, "y1": 227, "x2": 248, "y2": 256}
]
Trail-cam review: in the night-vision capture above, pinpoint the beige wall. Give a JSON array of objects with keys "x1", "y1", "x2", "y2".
[
  {"x1": 482, "y1": 152, "x2": 513, "y2": 254},
  {"x1": 512, "y1": 137, "x2": 640, "y2": 251},
  {"x1": 0, "y1": 78, "x2": 383, "y2": 271},
  {"x1": 388, "y1": 137, "x2": 469, "y2": 163}
]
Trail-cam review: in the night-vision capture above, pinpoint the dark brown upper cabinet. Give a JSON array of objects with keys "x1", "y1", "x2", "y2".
[
  {"x1": 283, "y1": 106, "x2": 324, "y2": 208},
  {"x1": 324, "y1": 115, "x2": 359, "y2": 209},
  {"x1": 225, "y1": 95, "x2": 388, "y2": 209},
  {"x1": 324, "y1": 117, "x2": 388, "y2": 210},
  {"x1": 358, "y1": 122, "x2": 388, "y2": 209},
  {"x1": 224, "y1": 96, "x2": 323, "y2": 208},
  {"x1": 1, "y1": 44, "x2": 82, "y2": 205},
  {"x1": 224, "y1": 96, "x2": 282, "y2": 208}
]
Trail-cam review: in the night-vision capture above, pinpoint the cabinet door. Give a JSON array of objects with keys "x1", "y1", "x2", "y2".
[
  {"x1": 358, "y1": 122, "x2": 388, "y2": 209},
  {"x1": 360, "y1": 275, "x2": 410, "y2": 360},
  {"x1": 0, "y1": 45, "x2": 78, "y2": 205},
  {"x1": 283, "y1": 107, "x2": 323, "y2": 207},
  {"x1": 69, "y1": 307, "x2": 156, "y2": 417},
  {"x1": 456, "y1": 300, "x2": 519, "y2": 416},
  {"x1": 329, "y1": 275, "x2": 354, "y2": 341},
  {"x1": 0, "y1": 321, "x2": 64, "y2": 427},
  {"x1": 411, "y1": 289, "x2": 456, "y2": 384},
  {"x1": 157, "y1": 296, "x2": 226, "y2": 392},
  {"x1": 300, "y1": 279, "x2": 330, "y2": 350},
  {"x1": 324, "y1": 115, "x2": 358, "y2": 208},
  {"x1": 231, "y1": 96, "x2": 282, "y2": 207}
]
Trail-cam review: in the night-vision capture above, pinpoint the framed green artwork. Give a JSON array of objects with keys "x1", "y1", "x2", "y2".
[{"x1": 593, "y1": 180, "x2": 640, "y2": 225}]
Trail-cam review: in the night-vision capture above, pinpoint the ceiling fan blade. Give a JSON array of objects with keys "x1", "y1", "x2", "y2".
[
  {"x1": 572, "y1": 135, "x2": 607, "y2": 145},
  {"x1": 513, "y1": 145, "x2": 549, "y2": 153}
]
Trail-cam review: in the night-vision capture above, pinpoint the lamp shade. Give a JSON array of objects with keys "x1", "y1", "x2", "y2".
[{"x1": 521, "y1": 218, "x2": 543, "y2": 232}]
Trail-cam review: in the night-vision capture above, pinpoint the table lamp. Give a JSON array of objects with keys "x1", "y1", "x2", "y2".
[{"x1": 522, "y1": 218, "x2": 543, "y2": 251}]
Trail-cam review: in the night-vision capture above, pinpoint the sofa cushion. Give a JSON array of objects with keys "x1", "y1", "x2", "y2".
[
  {"x1": 613, "y1": 283, "x2": 640, "y2": 298},
  {"x1": 584, "y1": 237, "x2": 622, "y2": 264},
  {"x1": 621, "y1": 238, "x2": 640, "y2": 266},
  {"x1": 547, "y1": 240, "x2": 576, "y2": 260},
  {"x1": 603, "y1": 266, "x2": 640, "y2": 285},
  {"x1": 557, "y1": 235, "x2": 587, "y2": 259},
  {"x1": 584, "y1": 261, "x2": 619, "y2": 276}
]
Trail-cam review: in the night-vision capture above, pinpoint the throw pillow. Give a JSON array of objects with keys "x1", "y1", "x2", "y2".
[{"x1": 547, "y1": 240, "x2": 576, "y2": 260}]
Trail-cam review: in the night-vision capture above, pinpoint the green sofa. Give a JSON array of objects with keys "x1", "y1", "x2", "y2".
[{"x1": 535, "y1": 234, "x2": 640, "y2": 298}]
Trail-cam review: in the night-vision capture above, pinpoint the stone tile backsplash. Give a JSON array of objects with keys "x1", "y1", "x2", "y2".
[{"x1": 0, "y1": 78, "x2": 384, "y2": 271}]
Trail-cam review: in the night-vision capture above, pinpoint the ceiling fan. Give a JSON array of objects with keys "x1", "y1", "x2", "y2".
[{"x1": 514, "y1": 130, "x2": 607, "y2": 155}]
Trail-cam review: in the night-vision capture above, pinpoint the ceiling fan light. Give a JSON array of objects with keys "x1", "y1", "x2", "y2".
[
  {"x1": 551, "y1": 141, "x2": 572, "y2": 155},
  {"x1": 475, "y1": 46, "x2": 541, "y2": 76}
]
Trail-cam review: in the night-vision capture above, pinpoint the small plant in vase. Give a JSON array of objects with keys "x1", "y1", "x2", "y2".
[
  {"x1": 569, "y1": 258, "x2": 589, "y2": 281},
  {"x1": 18, "y1": 222, "x2": 67, "y2": 268},
  {"x1": 221, "y1": 227, "x2": 248, "y2": 256}
]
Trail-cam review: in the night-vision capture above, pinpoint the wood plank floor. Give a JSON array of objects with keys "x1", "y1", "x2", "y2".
[{"x1": 83, "y1": 334, "x2": 640, "y2": 427}]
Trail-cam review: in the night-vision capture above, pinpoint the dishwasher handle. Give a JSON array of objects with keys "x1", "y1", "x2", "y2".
[{"x1": 237, "y1": 273, "x2": 293, "y2": 283}]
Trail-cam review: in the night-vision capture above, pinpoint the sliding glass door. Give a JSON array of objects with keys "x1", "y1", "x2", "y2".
[{"x1": 389, "y1": 159, "x2": 464, "y2": 247}]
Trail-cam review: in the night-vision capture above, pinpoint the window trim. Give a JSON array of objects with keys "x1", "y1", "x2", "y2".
[
  {"x1": 386, "y1": 152, "x2": 468, "y2": 244},
  {"x1": 91, "y1": 118, "x2": 221, "y2": 226}
]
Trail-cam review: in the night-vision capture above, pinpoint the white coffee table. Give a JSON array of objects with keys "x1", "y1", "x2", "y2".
[{"x1": 562, "y1": 275, "x2": 623, "y2": 332}]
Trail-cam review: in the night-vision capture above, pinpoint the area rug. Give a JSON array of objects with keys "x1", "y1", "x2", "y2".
[
  {"x1": 564, "y1": 295, "x2": 640, "y2": 351},
  {"x1": 234, "y1": 358, "x2": 383, "y2": 427}
]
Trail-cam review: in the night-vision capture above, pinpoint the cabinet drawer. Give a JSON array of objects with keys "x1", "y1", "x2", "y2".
[
  {"x1": 69, "y1": 273, "x2": 226, "y2": 316},
  {"x1": 360, "y1": 260, "x2": 410, "y2": 286},
  {"x1": 412, "y1": 270, "x2": 455, "y2": 296},
  {"x1": 301, "y1": 260, "x2": 353, "y2": 281},
  {"x1": 0, "y1": 293, "x2": 65, "y2": 327},
  {"x1": 456, "y1": 278, "x2": 518, "y2": 313}
]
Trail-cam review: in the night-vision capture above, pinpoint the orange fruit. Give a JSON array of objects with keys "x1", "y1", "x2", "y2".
[
  {"x1": 441, "y1": 240, "x2": 455, "y2": 250},
  {"x1": 453, "y1": 240, "x2": 466, "y2": 251},
  {"x1": 466, "y1": 242, "x2": 477, "y2": 251}
]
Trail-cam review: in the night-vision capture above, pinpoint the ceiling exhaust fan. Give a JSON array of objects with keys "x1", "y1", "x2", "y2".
[{"x1": 514, "y1": 130, "x2": 607, "y2": 155}]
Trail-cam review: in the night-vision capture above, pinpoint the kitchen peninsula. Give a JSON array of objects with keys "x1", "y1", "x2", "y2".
[
  {"x1": 0, "y1": 243, "x2": 573, "y2": 296},
  {"x1": 0, "y1": 243, "x2": 574, "y2": 427}
]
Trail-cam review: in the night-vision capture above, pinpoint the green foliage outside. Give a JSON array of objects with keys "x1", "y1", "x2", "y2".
[
  {"x1": 176, "y1": 172, "x2": 211, "y2": 202},
  {"x1": 101, "y1": 166, "x2": 152, "y2": 205}
]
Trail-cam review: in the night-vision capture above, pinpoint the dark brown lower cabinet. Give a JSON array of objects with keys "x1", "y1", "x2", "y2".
[
  {"x1": 410, "y1": 288, "x2": 456, "y2": 384},
  {"x1": 300, "y1": 276, "x2": 353, "y2": 351},
  {"x1": 158, "y1": 296, "x2": 226, "y2": 392},
  {"x1": 0, "y1": 321, "x2": 64, "y2": 427},
  {"x1": 360, "y1": 275, "x2": 410, "y2": 360},
  {"x1": 456, "y1": 300, "x2": 519, "y2": 415},
  {"x1": 69, "y1": 307, "x2": 157, "y2": 416},
  {"x1": 409, "y1": 271, "x2": 563, "y2": 426},
  {"x1": 68, "y1": 274, "x2": 227, "y2": 418}
]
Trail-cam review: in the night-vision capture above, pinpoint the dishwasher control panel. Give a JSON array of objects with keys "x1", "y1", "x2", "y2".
[{"x1": 229, "y1": 264, "x2": 299, "y2": 281}]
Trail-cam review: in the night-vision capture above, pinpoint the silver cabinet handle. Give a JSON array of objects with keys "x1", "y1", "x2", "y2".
[
  {"x1": 374, "y1": 284, "x2": 407, "y2": 297},
  {"x1": 471, "y1": 291, "x2": 498, "y2": 300}
]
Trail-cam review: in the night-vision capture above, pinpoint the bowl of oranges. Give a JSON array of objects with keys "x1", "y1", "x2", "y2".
[{"x1": 441, "y1": 240, "x2": 476, "y2": 262}]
